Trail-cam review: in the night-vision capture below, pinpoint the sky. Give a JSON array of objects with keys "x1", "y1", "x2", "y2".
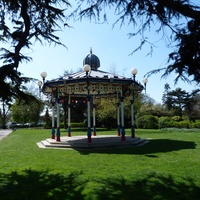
[{"x1": 15, "y1": 1, "x2": 199, "y2": 103}]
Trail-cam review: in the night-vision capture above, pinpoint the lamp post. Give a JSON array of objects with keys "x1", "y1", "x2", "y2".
[
  {"x1": 84, "y1": 64, "x2": 92, "y2": 142},
  {"x1": 51, "y1": 96, "x2": 55, "y2": 139},
  {"x1": 37, "y1": 81, "x2": 42, "y2": 98},
  {"x1": 130, "y1": 68, "x2": 137, "y2": 138},
  {"x1": 56, "y1": 91, "x2": 60, "y2": 141},
  {"x1": 120, "y1": 90, "x2": 126, "y2": 140},
  {"x1": 131, "y1": 68, "x2": 137, "y2": 82},
  {"x1": 41, "y1": 71, "x2": 47, "y2": 82},
  {"x1": 142, "y1": 78, "x2": 148, "y2": 94}
]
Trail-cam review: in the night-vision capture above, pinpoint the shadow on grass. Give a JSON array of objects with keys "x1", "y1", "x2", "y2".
[
  {"x1": 0, "y1": 170, "x2": 199, "y2": 200},
  {"x1": 76, "y1": 139, "x2": 196, "y2": 155},
  {"x1": 0, "y1": 170, "x2": 85, "y2": 200},
  {"x1": 92, "y1": 173, "x2": 200, "y2": 200},
  {"x1": 133, "y1": 139, "x2": 196, "y2": 154}
]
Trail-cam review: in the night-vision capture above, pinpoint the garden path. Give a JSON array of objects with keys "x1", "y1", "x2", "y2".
[{"x1": 0, "y1": 129, "x2": 12, "y2": 141}]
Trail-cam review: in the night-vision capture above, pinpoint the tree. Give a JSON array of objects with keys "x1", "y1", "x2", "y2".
[
  {"x1": 96, "y1": 93, "x2": 146, "y2": 128},
  {"x1": 96, "y1": 97, "x2": 117, "y2": 128},
  {"x1": 0, "y1": 82, "x2": 25, "y2": 128},
  {"x1": 43, "y1": 107, "x2": 51, "y2": 128},
  {"x1": 184, "y1": 90, "x2": 200, "y2": 120},
  {"x1": 162, "y1": 86, "x2": 200, "y2": 119},
  {"x1": 165, "y1": 19, "x2": 200, "y2": 84},
  {"x1": 162, "y1": 83, "x2": 173, "y2": 111},
  {"x1": 1, "y1": 0, "x2": 200, "y2": 108},
  {"x1": 72, "y1": 0, "x2": 200, "y2": 84},
  {"x1": 0, "y1": 96, "x2": 11, "y2": 129},
  {"x1": 0, "y1": 0, "x2": 70, "y2": 101},
  {"x1": 11, "y1": 95, "x2": 44, "y2": 125}
]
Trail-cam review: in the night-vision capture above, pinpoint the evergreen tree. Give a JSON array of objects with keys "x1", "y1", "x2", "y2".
[
  {"x1": 0, "y1": 0, "x2": 70, "y2": 100},
  {"x1": 72, "y1": 0, "x2": 200, "y2": 84}
]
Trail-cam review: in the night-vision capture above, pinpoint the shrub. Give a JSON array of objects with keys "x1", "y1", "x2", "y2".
[
  {"x1": 171, "y1": 116, "x2": 182, "y2": 122},
  {"x1": 158, "y1": 117, "x2": 172, "y2": 129},
  {"x1": 98, "y1": 116, "x2": 117, "y2": 129},
  {"x1": 136, "y1": 115, "x2": 158, "y2": 129},
  {"x1": 191, "y1": 120, "x2": 200, "y2": 128},
  {"x1": 174, "y1": 120, "x2": 191, "y2": 128},
  {"x1": 71, "y1": 122, "x2": 87, "y2": 128}
]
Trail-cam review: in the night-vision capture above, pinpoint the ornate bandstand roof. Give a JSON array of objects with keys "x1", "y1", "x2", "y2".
[
  {"x1": 83, "y1": 48, "x2": 100, "y2": 70},
  {"x1": 42, "y1": 49, "x2": 144, "y2": 97}
]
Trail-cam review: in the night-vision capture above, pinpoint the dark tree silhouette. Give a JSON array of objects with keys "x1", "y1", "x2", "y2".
[
  {"x1": 72, "y1": 0, "x2": 200, "y2": 84},
  {"x1": 0, "y1": 0, "x2": 70, "y2": 101},
  {"x1": 0, "y1": 0, "x2": 200, "y2": 103}
]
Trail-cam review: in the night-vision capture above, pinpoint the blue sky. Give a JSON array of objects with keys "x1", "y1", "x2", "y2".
[{"x1": 16, "y1": 1, "x2": 199, "y2": 103}]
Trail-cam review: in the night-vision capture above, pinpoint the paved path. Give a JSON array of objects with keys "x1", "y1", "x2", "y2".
[{"x1": 0, "y1": 129, "x2": 12, "y2": 141}]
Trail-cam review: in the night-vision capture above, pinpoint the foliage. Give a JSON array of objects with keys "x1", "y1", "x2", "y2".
[
  {"x1": 60, "y1": 122, "x2": 86, "y2": 128},
  {"x1": 72, "y1": 0, "x2": 200, "y2": 84},
  {"x1": 165, "y1": 20, "x2": 200, "y2": 84},
  {"x1": 11, "y1": 95, "x2": 44, "y2": 124},
  {"x1": 162, "y1": 85, "x2": 200, "y2": 120},
  {"x1": 1, "y1": 0, "x2": 199, "y2": 105},
  {"x1": 158, "y1": 116, "x2": 172, "y2": 129},
  {"x1": 174, "y1": 120, "x2": 190, "y2": 128},
  {"x1": 139, "y1": 102, "x2": 170, "y2": 118},
  {"x1": 171, "y1": 115, "x2": 182, "y2": 122},
  {"x1": 158, "y1": 117, "x2": 200, "y2": 129},
  {"x1": 136, "y1": 114, "x2": 159, "y2": 129},
  {"x1": 71, "y1": 100, "x2": 87, "y2": 123},
  {"x1": 0, "y1": 0, "x2": 70, "y2": 100},
  {"x1": 96, "y1": 98, "x2": 117, "y2": 128},
  {"x1": 1, "y1": 1, "x2": 200, "y2": 130},
  {"x1": 43, "y1": 107, "x2": 51, "y2": 129},
  {"x1": 0, "y1": 98, "x2": 11, "y2": 128},
  {"x1": 191, "y1": 120, "x2": 200, "y2": 128}
]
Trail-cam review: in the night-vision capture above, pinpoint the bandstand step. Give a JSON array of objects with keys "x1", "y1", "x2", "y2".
[{"x1": 37, "y1": 135, "x2": 149, "y2": 150}]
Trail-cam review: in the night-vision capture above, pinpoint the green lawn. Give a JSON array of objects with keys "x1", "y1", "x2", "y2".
[{"x1": 0, "y1": 128, "x2": 200, "y2": 200}]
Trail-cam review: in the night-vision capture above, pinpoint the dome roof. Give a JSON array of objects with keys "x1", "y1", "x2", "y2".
[{"x1": 83, "y1": 48, "x2": 100, "y2": 70}]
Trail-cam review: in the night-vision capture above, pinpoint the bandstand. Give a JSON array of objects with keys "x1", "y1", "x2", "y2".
[{"x1": 40, "y1": 49, "x2": 145, "y2": 143}]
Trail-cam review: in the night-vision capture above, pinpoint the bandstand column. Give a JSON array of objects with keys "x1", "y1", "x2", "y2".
[
  {"x1": 117, "y1": 93, "x2": 121, "y2": 136},
  {"x1": 130, "y1": 68, "x2": 138, "y2": 138},
  {"x1": 120, "y1": 90, "x2": 126, "y2": 140},
  {"x1": 51, "y1": 96, "x2": 55, "y2": 139},
  {"x1": 87, "y1": 94, "x2": 91, "y2": 142},
  {"x1": 93, "y1": 95, "x2": 96, "y2": 136},
  {"x1": 130, "y1": 91, "x2": 135, "y2": 138},
  {"x1": 117, "y1": 102, "x2": 121, "y2": 136},
  {"x1": 56, "y1": 92, "x2": 61, "y2": 141},
  {"x1": 68, "y1": 94, "x2": 71, "y2": 137},
  {"x1": 84, "y1": 64, "x2": 92, "y2": 142}
]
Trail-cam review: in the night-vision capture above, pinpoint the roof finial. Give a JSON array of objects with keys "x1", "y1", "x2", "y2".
[{"x1": 90, "y1": 47, "x2": 92, "y2": 55}]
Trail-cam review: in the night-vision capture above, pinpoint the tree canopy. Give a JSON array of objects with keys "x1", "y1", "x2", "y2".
[
  {"x1": 0, "y1": 0, "x2": 199, "y2": 104},
  {"x1": 0, "y1": 0, "x2": 70, "y2": 101},
  {"x1": 72, "y1": 0, "x2": 200, "y2": 84}
]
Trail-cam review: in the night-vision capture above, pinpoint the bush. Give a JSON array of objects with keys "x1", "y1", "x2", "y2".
[
  {"x1": 173, "y1": 120, "x2": 191, "y2": 128},
  {"x1": 158, "y1": 117, "x2": 172, "y2": 129},
  {"x1": 191, "y1": 120, "x2": 200, "y2": 128},
  {"x1": 171, "y1": 116, "x2": 182, "y2": 122},
  {"x1": 43, "y1": 122, "x2": 51, "y2": 129},
  {"x1": 158, "y1": 117, "x2": 192, "y2": 129},
  {"x1": 70, "y1": 122, "x2": 87, "y2": 128},
  {"x1": 136, "y1": 115, "x2": 158, "y2": 129},
  {"x1": 98, "y1": 116, "x2": 117, "y2": 129}
]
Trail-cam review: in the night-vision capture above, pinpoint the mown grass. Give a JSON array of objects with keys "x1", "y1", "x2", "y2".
[{"x1": 0, "y1": 128, "x2": 200, "y2": 200}]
